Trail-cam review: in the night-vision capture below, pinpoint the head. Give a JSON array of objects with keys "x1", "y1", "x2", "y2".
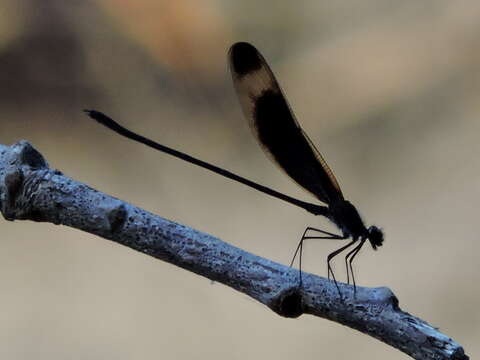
[{"x1": 367, "y1": 226, "x2": 384, "y2": 250}]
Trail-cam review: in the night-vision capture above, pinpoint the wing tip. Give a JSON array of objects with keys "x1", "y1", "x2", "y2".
[{"x1": 229, "y1": 42, "x2": 263, "y2": 77}]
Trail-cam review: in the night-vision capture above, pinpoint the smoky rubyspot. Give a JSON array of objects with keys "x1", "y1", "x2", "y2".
[{"x1": 85, "y1": 42, "x2": 384, "y2": 295}]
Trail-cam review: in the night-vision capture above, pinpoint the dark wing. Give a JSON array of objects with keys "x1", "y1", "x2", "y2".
[{"x1": 228, "y1": 42, "x2": 343, "y2": 204}]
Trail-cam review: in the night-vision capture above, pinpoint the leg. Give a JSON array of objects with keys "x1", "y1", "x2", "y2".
[
  {"x1": 298, "y1": 237, "x2": 303, "y2": 287},
  {"x1": 289, "y1": 228, "x2": 310, "y2": 268},
  {"x1": 290, "y1": 227, "x2": 344, "y2": 288},
  {"x1": 304, "y1": 226, "x2": 343, "y2": 238},
  {"x1": 344, "y1": 241, "x2": 364, "y2": 285},
  {"x1": 327, "y1": 239, "x2": 357, "y2": 296},
  {"x1": 290, "y1": 227, "x2": 344, "y2": 267},
  {"x1": 346, "y1": 240, "x2": 366, "y2": 296}
]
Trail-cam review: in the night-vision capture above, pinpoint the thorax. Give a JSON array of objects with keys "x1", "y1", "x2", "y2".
[{"x1": 328, "y1": 199, "x2": 367, "y2": 239}]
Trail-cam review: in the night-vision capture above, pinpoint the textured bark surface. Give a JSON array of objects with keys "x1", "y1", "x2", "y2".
[{"x1": 0, "y1": 140, "x2": 468, "y2": 360}]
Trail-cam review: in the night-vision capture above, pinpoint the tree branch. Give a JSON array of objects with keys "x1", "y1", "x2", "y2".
[{"x1": 0, "y1": 140, "x2": 468, "y2": 360}]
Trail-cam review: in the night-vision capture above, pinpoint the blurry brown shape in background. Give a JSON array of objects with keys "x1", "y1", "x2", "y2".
[
  {"x1": 97, "y1": 0, "x2": 232, "y2": 78},
  {"x1": 0, "y1": 0, "x2": 94, "y2": 112}
]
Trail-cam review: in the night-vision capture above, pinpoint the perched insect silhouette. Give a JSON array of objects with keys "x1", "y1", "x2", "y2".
[{"x1": 85, "y1": 42, "x2": 384, "y2": 295}]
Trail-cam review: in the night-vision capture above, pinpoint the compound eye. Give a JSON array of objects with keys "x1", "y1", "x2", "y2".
[{"x1": 368, "y1": 226, "x2": 384, "y2": 248}]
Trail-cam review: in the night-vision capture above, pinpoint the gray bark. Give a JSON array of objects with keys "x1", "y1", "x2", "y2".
[{"x1": 0, "y1": 140, "x2": 468, "y2": 360}]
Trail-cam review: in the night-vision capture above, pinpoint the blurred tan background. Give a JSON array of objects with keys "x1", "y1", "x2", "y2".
[{"x1": 0, "y1": 0, "x2": 479, "y2": 359}]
